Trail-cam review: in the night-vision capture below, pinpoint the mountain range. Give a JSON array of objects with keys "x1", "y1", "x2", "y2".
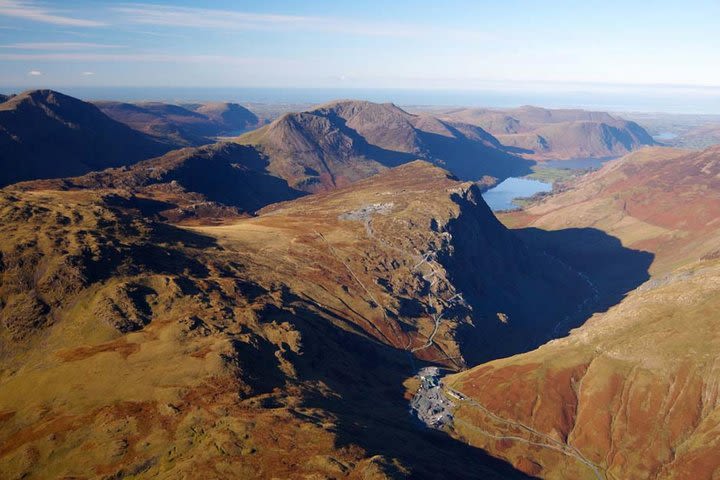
[
  {"x1": 239, "y1": 100, "x2": 534, "y2": 192},
  {"x1": 441, "y1": 106, "x2": 657, "y2": 160},
  {"x1": 0, "y1": 88, "x2": 715, "y2": 479},
  {"x1": 0, "y1": 159, "x2": 593, "y2": 478}
]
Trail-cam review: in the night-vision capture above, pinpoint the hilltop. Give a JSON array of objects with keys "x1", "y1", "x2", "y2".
[{"x1": 0, "y1": 90, "x2": 170, "y2": 187}]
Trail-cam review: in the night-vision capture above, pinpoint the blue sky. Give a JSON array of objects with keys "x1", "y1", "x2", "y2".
[{"x1": 0, "y1": 0, "x2": 719, "y2": 91}]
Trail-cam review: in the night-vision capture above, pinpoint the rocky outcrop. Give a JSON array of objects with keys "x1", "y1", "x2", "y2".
[{"x1": 94, "y1": 282, "x2": 157, "y2": 333}]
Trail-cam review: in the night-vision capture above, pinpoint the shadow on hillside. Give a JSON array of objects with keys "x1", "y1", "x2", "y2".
[
  {"x1": 324, "y1": 111, "x2": 420, "y2": 167},
  {"x1": 164, "y1": 143, "x2": 307, "y2": 212},
  {"x1": 418, "y1": 129, "x2": 536, "y2": 181},
  {"x1": 447, "y1": 225, "x2": 654, "y2": 366},
  {"x1": 323, "y1": 110, "x2": 536, "y2": 182},
  {"x1": 513, "y1": 227, "x2": 655, "y2": 311},
  {"x1": 261, "y1": 296, "x2": 536, "y2": 479}
]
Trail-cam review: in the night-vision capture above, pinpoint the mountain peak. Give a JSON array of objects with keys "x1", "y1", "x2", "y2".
[{"x1": 0, "y1": 90, "x2": 169, "y2": 186}]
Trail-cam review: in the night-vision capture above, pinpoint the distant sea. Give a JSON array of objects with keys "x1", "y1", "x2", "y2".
[{"x1": 2, "y1": 86, "x2": 720, "y2": 114}]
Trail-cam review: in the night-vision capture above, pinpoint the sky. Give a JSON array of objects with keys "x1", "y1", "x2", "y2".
[{"x1": 0, "y1": 0, "x2": 719, "y2": 95}]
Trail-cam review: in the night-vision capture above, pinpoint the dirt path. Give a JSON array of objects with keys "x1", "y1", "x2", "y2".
[{"x1": 447, "y1": 387, "x2": 604, "y2": 480}]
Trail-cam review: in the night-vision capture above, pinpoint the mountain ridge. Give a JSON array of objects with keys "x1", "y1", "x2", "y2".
[
  {"x1": 96, "y1": 100, "x2": 261, "y2": 146},
  {"x1": 0, "y1": 160, "x2": 595, "y2": 478},
  {"x1": 239, "y1": 100, "x2": 533, "y2": 192},
  {"x1": 441, "y1": 106, "x2": 656, "y2": 160}
]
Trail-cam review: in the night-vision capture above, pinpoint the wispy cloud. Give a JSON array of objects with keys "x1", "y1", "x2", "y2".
[
  {"x1": 0, "y1": 52, "x2": 296, "y2": 67},
  {"x1": 27, "y1": 69, "x2": 41, "y2": 75},
  {"x1": 0, "y1": 0, "x2": 105, "y2": 27},
  {"x1": 82, "y1": 71, "x2": 95, "y2": 75},
  {"x1": 111, "y1": 3, "x2": 478, "y2": 39},
  {"x1": 133, "y1": 30, "x2": 189, "y2": 39},
  {"x1": 0, "y1": 42, "x2": 122, "y2": 50}
]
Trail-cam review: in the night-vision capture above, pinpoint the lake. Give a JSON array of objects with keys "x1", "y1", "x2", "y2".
[
  {"x1": 653, "y1": 132, "x2": 679, "y2": 141},
  {"x1": 482, "y1": 177, "x2": 552, "y2": 211}
]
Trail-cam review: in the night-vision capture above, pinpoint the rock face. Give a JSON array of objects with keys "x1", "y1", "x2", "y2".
[
  {"x1": 96, "y1": 101, "x2": 260, "y2": 146},
  {"x1": 239, "y1": 100, "x2": 533, "y2": 192},
  {"x1": 0, "y1": 90, "x2": 170, "y2": 187},
  {"x1": 442, "y1": 146, "x2": 720, "y2": 479},
  {"x1": 0, "y1": 161, "x2": 588, "y2": 479},
  {"x1": 442, "y1": 106, "x2": 656, "y2": 160}
]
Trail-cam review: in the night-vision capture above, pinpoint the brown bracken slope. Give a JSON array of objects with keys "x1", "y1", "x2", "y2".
[
  {"x1": 0, "y1": 161, "x2": 591, "y2": 479},
  {"x1": 443, "y1": 145, "x2": 720, "y2": 479}
]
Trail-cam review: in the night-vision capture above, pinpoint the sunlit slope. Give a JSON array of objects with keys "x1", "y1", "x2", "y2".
[
  {"x1": 442, "y1": 106, "x2": 656, "y2": 161},
  {"x1": 447, "y1": 257, "x2": 720, "y2": 479}
]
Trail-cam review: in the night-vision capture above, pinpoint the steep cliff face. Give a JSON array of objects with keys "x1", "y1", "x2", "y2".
[
  {"x1": 0, "y1": 161, "x2": 588, "y2": 479},
  {"x1": 438, "y1": 187, "x2": 597, "y2": 363}
]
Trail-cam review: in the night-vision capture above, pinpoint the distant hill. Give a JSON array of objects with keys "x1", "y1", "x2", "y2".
[
  {"x1": 96, "y1": 101, "x2": 260, "y2": 146},
  {"x1": 192, "y1": 102, "x2": 260, "y2": 133},
  {"x1": 0, "y1": 90, "x2": 170, "y2": 187},
  {"x1": 239, "y1": 100, "x2": 533, "y2": 192},
  {"x1": 442, "y1": 106, "x2": 656, "y2": 160}
]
